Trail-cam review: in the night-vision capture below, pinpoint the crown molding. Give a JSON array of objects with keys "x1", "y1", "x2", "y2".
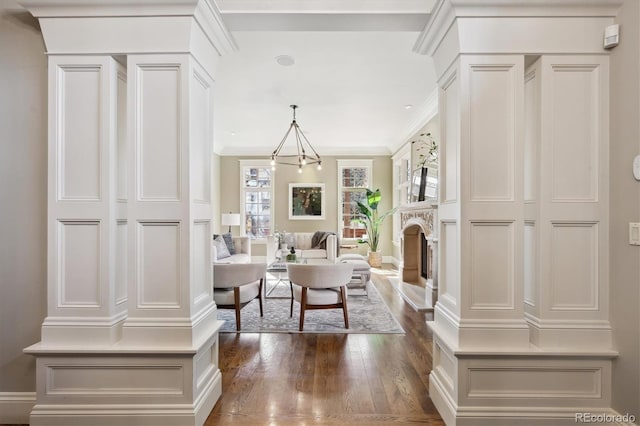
[
  {"x1": 413, "y1": 0, "x2": 624, "y2": 56},
  {"x1": 20, "y1": 0, "x2": 237, "y2": 56}
]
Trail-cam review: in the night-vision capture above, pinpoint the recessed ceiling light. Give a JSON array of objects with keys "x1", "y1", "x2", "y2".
[
  {"x1": 230, "y1": 131, "x2": 236, "y2": 136},
  {"x1": 404, "y1": 104, "x2": 413, "y2": 110},
  {"x1": 275, "y1": 55, "x2": 295, "y2": 66}
]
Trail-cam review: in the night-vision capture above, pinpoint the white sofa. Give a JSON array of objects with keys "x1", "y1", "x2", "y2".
[
  {"x1": 212, "y1": 236, "x2": 251, "y2": 264},
  {"x1": 266, "y1": 232, "x2": 337, "y2": 264}
]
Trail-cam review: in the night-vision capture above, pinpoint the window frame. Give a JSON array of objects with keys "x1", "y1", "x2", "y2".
[
  {"x1": 336, "y1": 159, "x2": 373, "y2": 242},
  {"x1": 239, "y1": 159, "x2": 275, "y2": 241}
]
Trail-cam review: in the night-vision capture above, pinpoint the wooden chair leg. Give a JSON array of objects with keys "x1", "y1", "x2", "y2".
[
  {"x1": 290, "y1": 281, "x2": 294, "y2": 318},
  {"x1": 299, "y1": 287, "x2": 307, "y2": 331},
  {"x1": 233, "y1": 287, "x2": 241, "y2": 331},
  {"x1": 258, "y1": 278, "x2": 264, "y2": 317},
  {"x1": 341, "y1": 286, "x2": 349, "y2": 329}
]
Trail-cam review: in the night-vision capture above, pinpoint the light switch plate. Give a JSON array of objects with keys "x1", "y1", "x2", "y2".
[
  {"x1": 633, "y1": 155, "x2": 640, "y2": 180},
  {"x1": 630, "y1": 223, "x2": 640, "y2": 246}
]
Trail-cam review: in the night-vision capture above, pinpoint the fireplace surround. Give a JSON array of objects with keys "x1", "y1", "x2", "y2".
[{"x1": 398, "y1": 202, "x2": 438, "y2": 309}]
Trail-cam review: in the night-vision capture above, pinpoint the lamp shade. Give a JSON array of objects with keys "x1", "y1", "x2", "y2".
[{"x1": 221, "y1": 213, "x2": 241, "y2": 227}]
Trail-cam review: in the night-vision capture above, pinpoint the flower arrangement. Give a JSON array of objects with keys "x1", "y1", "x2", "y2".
[
  {"x1": 273, "y1": 230, "x2": 286, "y2": 248},
  {"x1": 414, "y1": 132, "x2": 438, "y2": 168}
]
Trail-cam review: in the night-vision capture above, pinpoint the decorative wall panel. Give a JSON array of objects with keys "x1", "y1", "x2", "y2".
[
  {"x1": 468, "y1": 65, "x2": 515, "y2": 201},
  {"x1": 441, "y1": 221, "x2": 459, "y2": 306},
  {"x1": 524, "y1": 222, "x2": 535, "y2": 307},
  {"x1": 191, "y1": 71, "x2": 210, "y2": 203},
  {"x1": 524, "y1": 69, "x2": 538, "y2": 202},
  {"x1": 193, "y1": 221, "x2": 211, "y2": 305},
  {"x1": 550, "y1": 222, "x2": 598, "y2": 310},
  {"x1": 58, "y1": 65, "x2": 101, "y2": 201},
  {"x1": 550, "y1": 65, "x2": 599, "y2": 202},
  {"x1": 116, "y1": 70, "x2": 127, "y2": 201},
  {"x1": 470, "y1": 222, "x2": 514, "y2": 309},
  {"x1": 137, "y1": 222, "x2": 181, "y2": 308},
  {"x1": 137, "y1": 65, "x2": 181, "y2": 201},
  {"x1": 58, "y1": 221, "x2": 101, "y2": 307},
  {"x1": 47, "y1": 365, "x2": 184, "y2": 395},
  {"x1": 116, "y1": 221, "x2": 127, "y2": 305},
  {"x1": 443, "y1": 74, "x2": 458, "y2": 203},
  {"x1": 467, "y1": 367, "x2": 601, "y2": 398}
]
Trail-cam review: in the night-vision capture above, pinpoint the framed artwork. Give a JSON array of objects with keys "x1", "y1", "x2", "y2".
[{"x1": 289, "y1": 183, "x2": 325, "y2": 220}]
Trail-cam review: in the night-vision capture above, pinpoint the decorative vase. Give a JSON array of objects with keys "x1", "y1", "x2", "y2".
[
  {"x1": 368, "y1": 250, "x2": 382, "y2": 268},
  {"x1": 418, "y1": 167, "x2": 428, "y2": 201},
  {"x1": 286, "y1": 246, "x2": 297, "y2": 262}
]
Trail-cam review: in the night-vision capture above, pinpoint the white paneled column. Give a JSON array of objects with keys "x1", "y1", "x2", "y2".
[
  {"x1": 121, "y1": 54, "x2": 216, "y2": 347},
  {"x1": 41, "y1": 55, "x2": 127, "y2": 346},
  {"x1": 22, "y1": 1, "x2": 235, "y2": 424},
  {"x1": 525, "y1": 55, "x2": 612, "y2": 350},
  {"x1": 435, "y1": 54, "x2": 529, "y2": 349},
  {"x1": 416, "y1": 1, "x2": 620, "y2": 424}
]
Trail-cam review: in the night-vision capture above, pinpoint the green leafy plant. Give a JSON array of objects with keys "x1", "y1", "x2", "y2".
[
  {"x1": 414, "y1": 132, "x2": 438, "y2": 168},
  {"x1": 354, "y1": 188, "x2": 397, "y2": 253}
]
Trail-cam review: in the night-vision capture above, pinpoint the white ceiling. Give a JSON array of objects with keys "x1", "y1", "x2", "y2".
[{"x1": 213, "y1": 0, "x2": 438, "y2": 156}]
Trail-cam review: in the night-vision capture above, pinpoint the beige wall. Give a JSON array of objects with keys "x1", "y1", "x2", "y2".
[
  {"x1": 217, "y1": 155, "x2": 394, "y2": 256},
  {"x1": 610, "y1": 0, "x2": 640, "y2": 418},
  {"x1": 0, "y1": 7, "x2": 47, "y2": 392}
]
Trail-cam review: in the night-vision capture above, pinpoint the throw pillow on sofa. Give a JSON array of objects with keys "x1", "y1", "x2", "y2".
[
  {"x1": 213, "y1": 232, "x2": 236, "y2": 255},
  {"x1": 213, "y1": 235, "x2": 231, "y2": 259}
]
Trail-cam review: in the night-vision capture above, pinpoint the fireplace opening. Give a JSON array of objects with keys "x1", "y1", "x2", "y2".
[{"x1": 421, "y1": 235, "x2": 428, "y2": 280}]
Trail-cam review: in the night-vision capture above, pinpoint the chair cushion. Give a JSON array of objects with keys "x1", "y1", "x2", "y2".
[
  {"x1": 215, "y1": 253, "x2": 251, "y2": 264},
  {"x1": 341, "y1": 259, "x2": 371, "y2": 272},
  {"x1": 213, "y1": 235, "x2": 230, "y2": 259},
  {"x1": 292, "y1": 285, "x2": 347, "y2": 305},
  {"x1": 299, "y1": 249, "x2": 327, "y2": 259},
  {"x1": 214, "y1": 281, "x2": 260, "y2": 305}
]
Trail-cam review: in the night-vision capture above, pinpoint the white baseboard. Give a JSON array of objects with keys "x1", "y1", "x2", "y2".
[{"x1": 0, "y1": 392, "x2": 36, "y2": 424}]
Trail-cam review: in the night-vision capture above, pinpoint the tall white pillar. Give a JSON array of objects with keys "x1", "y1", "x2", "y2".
[
  {"x1": 415, "y1": 1, "x2": 620, "y2": 424},
  {"x1": 40, "y1": 55, "x2": 127, "y2": 346},
  {"x1": 21, "y1": 1, "x2": 236, "y2": 425},
  {"x1": 524, "y1": 56, "x2": 613, "y2": 350},
  {"x1": 120, "y1": 53, "x2": 217, "y2": 347}
]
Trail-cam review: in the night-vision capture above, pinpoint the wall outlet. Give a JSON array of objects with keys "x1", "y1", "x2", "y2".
[{"x1": 630, "y1": 223, "x2": 640, "y2": 246}]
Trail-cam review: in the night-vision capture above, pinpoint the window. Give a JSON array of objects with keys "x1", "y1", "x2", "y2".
[
  {"x1": 337, "y1": 160, "x2": 372, "y2": 240},
  {"x1": 240, "y1": 160, "x2": 274, "y2": 239}
]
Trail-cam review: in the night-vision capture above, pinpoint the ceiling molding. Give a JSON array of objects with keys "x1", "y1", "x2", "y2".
[
  {"x1": 216, "y1": 0, "x2": 436, "y2": 14},
  {"x1": 220, "y1": 13, "x2": 430, "y2": 31},
  {"x1": 413, "y1": 0, "x2": 623, "y2": 55},
  {"x1": 390, "y1": 87, "x2": 439, "y2": 156}
]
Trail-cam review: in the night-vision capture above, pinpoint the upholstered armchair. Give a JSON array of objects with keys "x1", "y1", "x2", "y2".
[
  {"x1": 266, "y1": 232, "x2": 337, "y2": 264},
  {"x1": 213, "y1": 263, "x2": 266, "y2": 331},
  {"x1": 286, "y1": 263, "x2": 354, "y2": 331}
]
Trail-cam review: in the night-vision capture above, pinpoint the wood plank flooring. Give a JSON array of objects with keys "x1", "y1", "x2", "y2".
[{"x1": 205, "y1": 269, "x2": 444, "y2": 425}]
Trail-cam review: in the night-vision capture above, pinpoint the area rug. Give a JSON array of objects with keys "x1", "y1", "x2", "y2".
[{"x1": 217, "y1": 280, "x2": 405, "y2": 334}]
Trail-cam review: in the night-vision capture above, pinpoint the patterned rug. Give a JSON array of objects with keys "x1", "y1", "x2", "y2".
[{"x1": 217, "y1": 278, "x2": 405, "y2": 334}]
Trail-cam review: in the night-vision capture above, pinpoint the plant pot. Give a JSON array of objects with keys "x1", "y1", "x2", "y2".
[{"x1": 368, "y1": 251, "x2": 382, "y2": 268}]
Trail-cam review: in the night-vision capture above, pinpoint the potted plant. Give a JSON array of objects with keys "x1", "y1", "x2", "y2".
[
  {"x1": 412, "y1": 132, "x2": 438, "y2": 201},
  {"x1": 354, "y1": 188, "x2": 397, "y2": 268}
]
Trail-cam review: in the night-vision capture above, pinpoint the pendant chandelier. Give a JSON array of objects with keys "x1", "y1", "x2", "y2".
[{"x1": 270, "y1": 105, "x2": 322, "y2": 173}]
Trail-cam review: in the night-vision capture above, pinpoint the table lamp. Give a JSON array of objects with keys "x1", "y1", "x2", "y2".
[{"x1": 221, "y1": 212, "x2": 241, "y2": 234}]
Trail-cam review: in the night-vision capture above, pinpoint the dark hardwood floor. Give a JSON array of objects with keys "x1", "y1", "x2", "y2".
[{"x1": 206, "y1": 268, "x2": 444, "y2": 425}]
